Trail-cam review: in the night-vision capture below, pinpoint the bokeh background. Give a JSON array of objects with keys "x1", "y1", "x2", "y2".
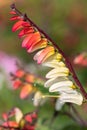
[{"x1": 0, "y1": 0, "x2": 87, "y2": 130}]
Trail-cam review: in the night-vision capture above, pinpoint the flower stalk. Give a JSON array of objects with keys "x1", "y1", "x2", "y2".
[{"x1": 42, "y1": 94, "x2": 60, "y2": 98}]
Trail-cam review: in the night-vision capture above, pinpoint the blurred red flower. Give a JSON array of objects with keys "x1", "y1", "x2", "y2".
[
  {"x1": 0, "y1": 108, "x2": 38, "y2": 130},
  {"x1": 74, "y1": 52, "x2": 87, "y2": 67}
]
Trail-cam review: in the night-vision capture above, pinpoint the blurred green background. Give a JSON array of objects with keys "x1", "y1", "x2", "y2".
[{"x1": 0, "y1": 0, "x2": 87, "y2": 129}]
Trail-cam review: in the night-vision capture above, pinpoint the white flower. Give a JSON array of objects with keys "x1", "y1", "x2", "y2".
[
  {"x1": 33, "y1": 91, "x2": 47, "y2": 106},
  {"x1": 46, "y1": 67, "x2": 69, "y2": 79},
  {"x1": 14, "y1": 107, "x2": 23, "y2": 123},
  {"x1": 42, "y1": 52, "x2": 83, "y2": 108},
  {"x1": 43, "y1": 53, "x2": 65, "y2": 68},
  {"x1": 45, "y1": 77, "x2": 68, "y2": 88},
  {"x1": 58, "y1": 92, "x2": 83, "y2": 105},
  {"x1": 49, "y1": 80, "x2": 73, "y2": 92},
  {"x1": 55, "y1": 91, "x2": 83, "y2": 110},
  {"x1": 55, "y1": 98, "x2": 65, "y2": 111},
  {"x1": 43, "y1": 61, "x2": 65, "y2": 68},
  {"x1": 33, "y1": 91, "x2": 42, "y2": 106},
  {"x1": 33, "y1": 50, "x2": 43, "y2": 61}
]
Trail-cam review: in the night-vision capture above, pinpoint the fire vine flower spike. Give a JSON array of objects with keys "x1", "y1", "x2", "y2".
[{"x1": 10, "y1": 4, "x2": 87, "y2": 104}]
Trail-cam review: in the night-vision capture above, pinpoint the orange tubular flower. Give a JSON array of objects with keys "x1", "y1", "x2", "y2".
[
  {"x1": 18, "y1": 27, "x2": 34, "y2": 38},
  {"x1": 15, "y1": 69, "x2": 25, "y2": 78},
  {"x1": 33, "y1": 46, "x2": 55, "y2": 64},
  {"x1": 10, "y1": 16, "x2": 21, "y2": 21},
  {"x1": 27, "y1": 38, "x2": 47, "y2": 53},
  {"x1": 22, "y1": 32, "x2": 41, "y2": 48},
  {"x1": 11, "y1": 69, "x2": 36, "y2": 99},
  {"x1": 20, "y1": 84, "x2": 33, "y2": 99},
  {"x1": 12, "y1": 20, "x2": 31, "y2": 32},
  {"x1": 13, "y1": 79, "x2": 22, "y2": 89},
  {"x1": 10, "y1": 10, "x2": 55, "y2": 64}
]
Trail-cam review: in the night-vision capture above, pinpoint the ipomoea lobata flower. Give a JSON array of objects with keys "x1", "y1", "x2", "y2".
[
  {"x1": 33, "y1": 91, "x2": 42, "y2": 106},
  {"x1": 55, "y1": 91, "x2": 83, "y2": 111},
  {"x1": 10, "y1": 7, "x2": 84, "y2": 107},
  {"x1": 33, "y1": 91, "x2": 47, "y2": 106}
]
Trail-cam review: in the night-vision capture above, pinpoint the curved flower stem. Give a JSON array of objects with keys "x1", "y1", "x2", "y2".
[
  {"x1": 70, "y1": 104, "x2": 87, "y2": 126},
  {"x1": 61, "y1": 111, "x2": 82, "y2": 125},
  {"x1": 42, "y1": 95, "x2": 60, "y2": 98},
  {"x1": 10, "y1": 3, "x2": 87, "y2": 99},
  {"x1": 50, "y1": 109, "x2": 85, "y2": 127}
]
